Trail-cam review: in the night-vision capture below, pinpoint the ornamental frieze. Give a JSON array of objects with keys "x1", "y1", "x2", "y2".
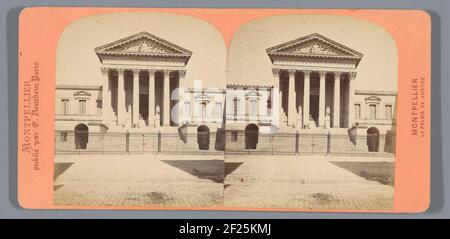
[
  {"x1": 119, "y1": 40, "x2": 170, "y2": 54},
  {"x1": 293, "y1": 43, "x2": 338, "y2": 55}
]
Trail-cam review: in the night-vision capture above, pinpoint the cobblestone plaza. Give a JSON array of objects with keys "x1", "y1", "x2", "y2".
[{"x1": 54, "y1": 154, "x2": 394, "y2": 210}]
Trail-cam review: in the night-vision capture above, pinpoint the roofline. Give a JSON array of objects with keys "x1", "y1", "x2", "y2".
[
  {"x1": 226, "y1": 84, "x2": 273, "y2": 89},
  {"x1": 94, "y1": 31, "x2": 192, "y2": 55},
  {"x1": 266, "y1": 33, "x2": 363, "y2": 57},
  {"x1": 96, "y1": 52, "x2": 191, "y2": 59},
  {"x1": 267, "y1": 52, "x2": 363, "y2": 64},
  {"x1": 56, "y1": 84, "x2": 102, "y2": 90},
  {"x1": 355, "y1": 90, "x2": 397, "y2": 96}
]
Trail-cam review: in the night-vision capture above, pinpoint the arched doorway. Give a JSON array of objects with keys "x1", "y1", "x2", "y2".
[
  {"x1": 74, "y1": 124, "x2": 89, "y2": 150},
  {"x1": 245, "y1": 124, "x2": 259, "y2": 150},
  {"x1": 367, "y1": 127, "x2": 380, "y2": 152},
  {"x1": 197, "y1": 125, "x2": 210, "y2": 150}
]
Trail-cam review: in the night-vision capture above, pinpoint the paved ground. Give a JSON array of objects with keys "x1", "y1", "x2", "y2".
[
  {"x1": 54, "y1": 154, "x2": 394, "y2": 210},
  {"x1": 54, "y1": 154, "x2": 224, "y2": 207},
  {"x1": 224, "y1": 155, "x2": 394, "y2": 211}
]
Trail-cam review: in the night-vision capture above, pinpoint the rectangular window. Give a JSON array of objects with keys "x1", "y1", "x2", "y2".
[
  {"x1": 369, "y1": 104, "x2": 377, "y2": 119},
  {"x1": 354, "y1": 104, "x2": 361, "y2": 119},
  {"x1": 79, "y1": 100, "x2": 87, "y2": 115},
  {"x1": 61, "y1": 99, "x2": 69, "y2": 115},
  {"x1": 231, "y1": 131, "x2": 238, "y2": 142},
  {"x1": 385, "y1": 105, "x2": 392, "y2": 119},
  {"x1": 184, "y1": 102, "x2": 190, "y2": 122},
  {"x1": 201, "y1": 102, "x2": 207, "y2": 121},
  {"x1": 60, "y1": 132, "x2": 68, "y2": 142},
  {"x1": 96, "y1": 100, "x2": 102, "y2": 115},
  {"x1": 249, "y1": 100, "x2": 258, "y2": 116},
  {"x1": 233, "y1": 98, "x2": 238, "y2": 121},
  {"x1": 215, "y1": 102, "x2": 222, "y2": 118}
]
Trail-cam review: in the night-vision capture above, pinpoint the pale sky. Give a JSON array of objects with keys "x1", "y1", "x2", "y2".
[
  {"x1": 227, "y1": 14, "x2": 398, "y2": 91},
  {"x1": 57, "y1": 12, "x2": 397, "y2": 91},
  {"x1": 56, "y1": 12, "x2": 227, "y2": 88}
]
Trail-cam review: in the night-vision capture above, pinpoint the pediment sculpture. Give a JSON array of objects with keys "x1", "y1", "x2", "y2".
[
  {"x1": 121, "y1": 40, "x2": 169, "y2": 54},
  {"x1": 293, "y1": 43, "x2": 337, "y2": 55}
]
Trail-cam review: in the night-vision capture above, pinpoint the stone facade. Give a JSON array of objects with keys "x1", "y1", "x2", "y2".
[{"x1": 55, "y1": 32, "x2": 396, "y2": 155}]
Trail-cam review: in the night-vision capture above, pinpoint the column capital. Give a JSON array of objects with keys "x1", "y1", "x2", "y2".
[
  {"x1": 132, "y1": 69, "x2": 140, "y2": 75},
  {"x1": 100, "y1": 67, "x2": 110, "y2": 76},
  {"x1": 349, "y1": 72, "x2": 357, "y2": 80},
  {"x1": 333, "y1": 71, "x2": 342, "y2": 79},
  {"x1": 178, "y1": 69, "x2": 187, "y2": 78},
  {"x1": 303, "y1": 70, "x2": 312, "y2": 78},
  {"x1": 318, "y1": 70, "x2": 327, "y2": 78},
  {"x1": 272, "y1": 68, "x2": 280, "y2": 77},
  {"x1": 117, "y1": 68, "x2": 125, "y2": 75},
  {"x1": 163, "y1": 69, "x2": 171, "y2": 77},
  {"x1": 147, "y1": 69, "x2": 156, "y2": 76},
  {"x1": 287, "y1": 69, "x2": 296, "y2": 77}
]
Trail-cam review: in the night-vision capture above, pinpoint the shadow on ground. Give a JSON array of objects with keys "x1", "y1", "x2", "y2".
[
  {"x1": 331, "y1": 161, "x2": 395, "y2": 186},
  {"x1": 224, "y1": 162, "x2": 243, "y2": 177},
  {"x1": 54, "y1": 163, "x2": 74, "y2": 191},
  {"x1": 54, "y1": 163, "x2": 73, "y2": 180},
  {"x1": 162, "y1": 160, "x2": 225, "y2": 183},
  {"x1": 223, "y1": 162, "x2": 243, "y2": 189}
]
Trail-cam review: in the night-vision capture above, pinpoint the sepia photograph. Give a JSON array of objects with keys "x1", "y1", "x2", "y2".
[
  {"x1": 223, "y1": 14, "x2": 397, "y2": 210},
  {"x1": 53, "y1": 12, "x2": 227, "y2": 207},
  {"x1": 53, "y1": 12, "x2": 397, "y2": 210}
]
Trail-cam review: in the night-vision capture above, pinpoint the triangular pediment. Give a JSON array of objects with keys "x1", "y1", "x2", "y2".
[
  {"x1": 245, "y1": 88, "x2": 259, "y2": 98},
  {"x1": 108, "y1": 39, "x2": 179, "y2": 54},
  {"x1": 73, "y1": 90, "x2": 91, "y2": 98},
  {"x1": 285, "y1": 40, "x2": 346, "y2": 55},
  {"x1": 195, "y1": 92, "x2": 212, "y2": 102},
  {"x1": 365, "y1": 96, "x2": 381, "y2": 102},
  {"x1": 267, "y1": 33, "x2": 363, "y2": 59},
  {"x1": 95, "y1": 31, "x2": 192, "y2": 61}
]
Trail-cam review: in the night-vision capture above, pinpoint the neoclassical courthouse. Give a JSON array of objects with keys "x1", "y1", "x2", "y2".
[{"x1": 55, "y1": 32, "x2": 396, "y2": 155}]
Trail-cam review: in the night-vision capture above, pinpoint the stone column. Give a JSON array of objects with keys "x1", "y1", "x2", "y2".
[
  {"x1": 163, "y1": 70, "x2": 171, "y2": 126},
  {"x1": 132, "y1": 69, "x2": 140, "y2": 126},
  {"x1": 190, "y1": 90, "x2": 194, "y2": 122},
  {"x1": 148, "y1": 69, "x2": 155, "y2": 126},
  {"x1": 333, "y1": 71, "x2": 341, "y2": 128},
  {"x1": 178, "y1": 70, "x2": 186, "y2": 125},
  {"x1": 318, "y1": 71, "x2": 326, "y2": 127},
  {"x1": 348, "y1": 72, "x2": 357, "y2": 127},
  {"x1": 101, "y1": 67, "x2": 110, "y2": 122},
  {"x1": 117, "y1": 68, "x2": 125, "y2": 125},
  {"x1": 272, "y1": 68, "x2": 281, "y2": 127},
  {"x1": 288, "y1": 69, "x2": 296, "y2": 126},
  {"x1": 303, "y1": 70, "x2": 311, "y2": 127}
]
